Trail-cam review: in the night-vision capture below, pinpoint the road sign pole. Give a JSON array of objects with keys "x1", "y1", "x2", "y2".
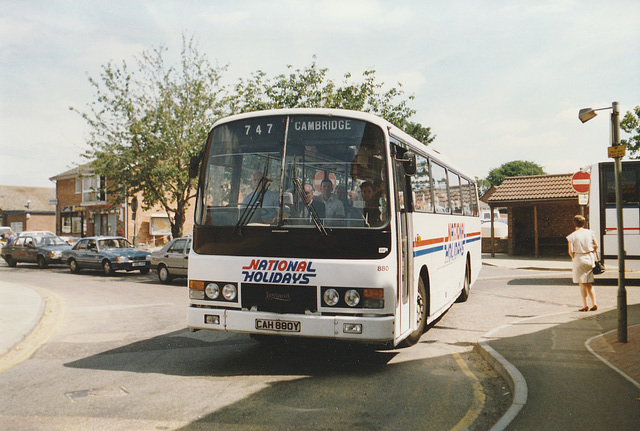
[{"x1": 611, "y1": 102, "x2": 627, "y2": 343}]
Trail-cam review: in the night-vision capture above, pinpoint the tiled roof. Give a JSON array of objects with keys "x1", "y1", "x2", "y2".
[
  {"x1": 0, "y1": 185, "x2": 56, "y2": 212},
  {"x1": 487, "y1": 173, "x2": 579, "y2": 203},
  {"x1": 49, "y1": 162, "x2": 94, "y2": 181}
]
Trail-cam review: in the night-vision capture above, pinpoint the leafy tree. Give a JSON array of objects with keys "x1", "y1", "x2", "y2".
[
  {"x1": 485, "y1": 160, "x2": 546, "y2": 188},
  {"x1": 72, "y1": 37, "x2": 227, "y2": 238},
  {"x1": 74, "y1": 44, "x2": 433, "y2": 238},
  {"x1": 476, "y1": 177, "x2": 492, "y2": 197},
  {"x1": 225, "y1": 61, "x2": 435, "y2": 145},
  {"x1": 621, "y1": 105, "x2": 640, "y2": 157}
]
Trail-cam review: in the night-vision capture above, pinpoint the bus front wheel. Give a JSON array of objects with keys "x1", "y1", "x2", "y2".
[{"x1": 401, "y1": 277, "x2": 427, "y2": 347}]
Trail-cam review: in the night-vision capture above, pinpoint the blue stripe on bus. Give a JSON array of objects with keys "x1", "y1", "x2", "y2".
[
  {"x1": 414, "y1": 245, "x2": 444, "y2": 257},
  {"x1": 413, "y1": 236, "x2": 480, "y2": 257}
]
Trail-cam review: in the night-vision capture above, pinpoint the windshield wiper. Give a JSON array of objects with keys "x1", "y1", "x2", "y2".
[
  {"x1": 292, "y1": 177, "x2": 328, "y2": 236},
  {"x1": 235, "y1": 158, "x2": 272, "y2": 235}
]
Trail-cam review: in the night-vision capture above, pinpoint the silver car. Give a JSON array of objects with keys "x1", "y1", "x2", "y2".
[{"x1": 150, "y1": 237, "x2": 191, "y2": 283}]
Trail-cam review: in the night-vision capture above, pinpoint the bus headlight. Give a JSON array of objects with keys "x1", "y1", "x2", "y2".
[
  {"x1": 344, "y1": 289, "x2": 360, "y2": 307},
  {"x1": 323, "y1": 288, "x2": 339, "y2": 306},
  {"x1": 205, "y1": 283, "x2": 220, "y2": 300},
  {"x1": 222, "y1": 283, "x2": 237, "y2": 301}
]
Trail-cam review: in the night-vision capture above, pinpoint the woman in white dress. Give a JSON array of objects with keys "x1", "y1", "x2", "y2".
[{"x1": 566, "y1": 215, "x2": 598, "y2": 311}]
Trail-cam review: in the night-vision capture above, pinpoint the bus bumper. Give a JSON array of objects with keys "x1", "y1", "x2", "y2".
[{"x1": 187, "y1": 307, "x2": 395, "y2": 342}]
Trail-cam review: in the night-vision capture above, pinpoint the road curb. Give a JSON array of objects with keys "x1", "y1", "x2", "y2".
[
  {"x1": 0, "y1": 282, "x2": 46, "y2": 357},
  {"x1": 474, "y1": 339, "x2": 528, "y2": 431}
]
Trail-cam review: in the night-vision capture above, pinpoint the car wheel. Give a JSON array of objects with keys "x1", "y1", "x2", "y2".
[
  {"x1": 69, "y1": 259, "x2": 80, "y2": 273},
  {"x1": 103, "y1": 260, "x2": 114, "y2": 276},
  {"x1": 37, "y1": 255, "x2": 48, "y2": 269},
  {"x1": 5, "y1": 256, "x2": 17, "y2": 267},
  {"x1": 157, "y1": 265, "x2": 172, "y2": 283}
]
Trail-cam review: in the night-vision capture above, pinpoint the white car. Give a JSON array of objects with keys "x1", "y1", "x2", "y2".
[
  {"x1": 481, "y1": 220, "x2": 508, "y2": 238},
  {"x1": 150, "y1": 237, "x2": 191, "y2": 283}
]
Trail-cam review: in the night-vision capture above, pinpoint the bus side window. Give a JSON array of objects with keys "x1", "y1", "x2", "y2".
[
  {"x1": 449, "y1": 172, "x2": 462, "y2": 214},
  {"x1": 431, "y1": 162, "x2": 450, "y2": 214},
  {"x1": 412, "y1": 154, "x2": 433, "y2": 212},
  {"x1": 461, "y1": 177, "x2": 472, "y2": 216}
]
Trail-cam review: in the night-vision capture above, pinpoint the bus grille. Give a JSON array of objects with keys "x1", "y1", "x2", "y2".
[{"x1": 241, "y1": 284, "x2": 317, "y2": 314}]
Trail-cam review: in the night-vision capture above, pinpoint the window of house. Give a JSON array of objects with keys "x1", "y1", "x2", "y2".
[{"x1": 81, "y1": 176, "x2": 106, "y2": 203}]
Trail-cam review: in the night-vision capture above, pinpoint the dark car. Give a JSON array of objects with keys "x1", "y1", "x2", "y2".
[
  {"x1": 1, "y1": 234, "x2": 72, "y2": 268},
  {"x1": 150, "y1": 237, "x2": 191, "y2": 283},
  {"x1": 63, "y1": 236, "x2": 151, "y2": 275}
]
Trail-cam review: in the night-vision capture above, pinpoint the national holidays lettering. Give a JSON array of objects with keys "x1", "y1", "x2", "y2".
[
  {"x1": 444, "y1": 222, "x2": 465, "y2": 264},
  {"x1": 241, "y1": 258, "x2": 317, "y2": 285}
]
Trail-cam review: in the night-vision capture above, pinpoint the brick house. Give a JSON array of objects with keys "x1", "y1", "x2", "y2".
[
  {"x1": 486, "y1": 173, "x2": 583, "y2": 257},
  {"x1": 0, "y1": 185, "x2": 56, "y2": 233},
  {"x1": 49, "y1": 164, "x2": 195, "y2": 248},
  {"x1": 0, "y1": 186, "x2": 56, "y2": 232}
]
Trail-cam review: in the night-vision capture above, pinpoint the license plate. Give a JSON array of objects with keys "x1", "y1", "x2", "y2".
[
  {"x1": 132, "y1": 261, "x2": 146, "y2": 267},
  {"x1": 255, "y1": 319, "x2": 301, "y2": 333}
]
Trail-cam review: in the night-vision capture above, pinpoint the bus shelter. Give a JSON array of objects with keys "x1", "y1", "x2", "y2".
[{"x1": 487, "y1": 174, "x2": 583, "y2": 257}]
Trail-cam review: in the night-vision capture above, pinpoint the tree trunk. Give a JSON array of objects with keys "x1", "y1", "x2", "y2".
[{"x1": 172, "y1": 206, "x2": 185, "y2": 239}]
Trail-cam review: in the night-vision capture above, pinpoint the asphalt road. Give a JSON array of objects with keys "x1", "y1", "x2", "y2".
[{"x1": 1, "y1": 260, "x2": 616, "y2": 430}]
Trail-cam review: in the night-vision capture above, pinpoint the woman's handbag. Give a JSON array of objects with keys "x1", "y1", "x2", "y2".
[{"x1": 593, "y1": 252, "x2": 605, "y2": 275}]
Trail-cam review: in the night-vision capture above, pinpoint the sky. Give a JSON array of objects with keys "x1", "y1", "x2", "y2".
[{"x1": 1, "y1": 0, "x2": 639, "y2": 188}]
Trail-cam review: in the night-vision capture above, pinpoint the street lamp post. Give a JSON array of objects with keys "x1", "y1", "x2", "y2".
[{"x1": 578, "y1": 101, "x2": 627, "y2": 343}]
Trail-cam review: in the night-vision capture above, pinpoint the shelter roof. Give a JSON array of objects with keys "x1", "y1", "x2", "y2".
[{"x1": 487, "y1": 173, "x2": 579, "y2": 204}]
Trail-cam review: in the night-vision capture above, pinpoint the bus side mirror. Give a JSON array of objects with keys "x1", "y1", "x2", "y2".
[
  {"x1": 189, "y1": 151, "x2": 203, "y2": 179},
  {"x1": 396, "y1": 152, "x2": 417, "y2": 176}
]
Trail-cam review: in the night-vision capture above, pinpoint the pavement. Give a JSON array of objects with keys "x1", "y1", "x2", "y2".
[{"x1": 1, "y1": 254, "x2": 639, "y2": 430}]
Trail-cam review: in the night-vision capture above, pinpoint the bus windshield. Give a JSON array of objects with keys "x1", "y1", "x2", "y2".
[{"x1": 197, "y1": 115, "x2": 389, "y2": 231}]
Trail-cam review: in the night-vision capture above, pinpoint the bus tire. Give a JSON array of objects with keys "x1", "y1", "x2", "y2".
[
  {"x1": 402, "y1": 276, "x2": 427, "y2": 347},
  {"x1": 456, "y1": 259, "x2": 471, "y2": 303}
]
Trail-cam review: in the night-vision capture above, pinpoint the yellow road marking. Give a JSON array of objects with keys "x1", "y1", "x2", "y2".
[
  {"x1": 450, "y1": 352, "x2": 486, "y2": 431},
  {"x1": 0, "y1": 287, "x2": 64, "y2": 373}
]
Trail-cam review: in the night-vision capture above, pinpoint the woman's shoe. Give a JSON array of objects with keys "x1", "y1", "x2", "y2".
[
  {"x1": 578, "y1": 306, "x2": 589, "y2": 312},
  {"x1": 590, "y1": 305, "x2": 598, "y2": 311}
]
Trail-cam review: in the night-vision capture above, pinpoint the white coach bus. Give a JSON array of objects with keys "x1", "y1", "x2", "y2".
[
  {"x1": 187, "y1": 108, "x2": 481, "y2": 347},
  {"x1": 588, "y1": 160, "x2": 640, "y2": 271}
]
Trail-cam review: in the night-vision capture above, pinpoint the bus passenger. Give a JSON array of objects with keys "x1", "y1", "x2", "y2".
[
  {"x1": 360, "y1": 181, "x2": 380, "y2": 226},
  {"x1": 316, "y1": 178, "x2": 345, "y2": 225},
  {"x1": 241, "y1": 171, "x2": 279, "y2": 223},
  {"x1": 294, "y1": 184, "x2": 325, "y2": 223}
]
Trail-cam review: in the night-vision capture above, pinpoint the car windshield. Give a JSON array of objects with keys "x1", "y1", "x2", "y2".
[
  {"x1": 197, "y1": 114, "x2": 388, "y2": 230},
  {"x1": 98, "y1": 238, "x2": 132, "y2": 249},
  {"x1": 37, "y1": 236, "x2": 68, "y2": 246}
]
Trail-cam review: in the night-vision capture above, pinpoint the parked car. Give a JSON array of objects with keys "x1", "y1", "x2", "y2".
[
  {"x1": 150, "y1": 237, "x2": 191, "y2": 283},
  {"x1": 62, "y1": 236, "x2": 151, "y2": 275},
  {"x1": 0, "y1": 227, "x2": 13, "y2": 245},
  {"x1": 481, "y1": 219, "x2": 509, "y2": 239},
  {"x1": 1, "y1": 234, "x2": 72, "y2": 268},
  {"x1": 17, "y1": 230, "x2": 56, "y2": 237}
]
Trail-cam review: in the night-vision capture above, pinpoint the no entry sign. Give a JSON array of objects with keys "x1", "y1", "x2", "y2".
[{"x1": 571, "y1": 171, "x2": 591, "y2": 194}]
